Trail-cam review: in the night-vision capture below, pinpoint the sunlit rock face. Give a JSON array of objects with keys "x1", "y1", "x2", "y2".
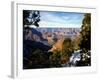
[{"x1": 48, "y1": 37, "x2": 64, "y2": 52}]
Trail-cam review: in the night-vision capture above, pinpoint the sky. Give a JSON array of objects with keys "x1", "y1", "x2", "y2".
[{"x1": 38, "y1": 11, "x2": 85, "y2": 28}]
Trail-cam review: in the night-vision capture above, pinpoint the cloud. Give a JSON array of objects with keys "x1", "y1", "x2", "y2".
[
  {"x1": 62, "y1": 16, "x2": 70, "y2": 20},
  {"x1": 39, "y1": 11, "x2": 84, "y2": 28},
  {"x1": 39, "y1": 21, "x2": 81, "y2": 28},
  {"x1": 40, "y1": 12, "x2": 67, "y2": 23}
]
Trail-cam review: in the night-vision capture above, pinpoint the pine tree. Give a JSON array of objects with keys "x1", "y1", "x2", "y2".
[
  {"x1": 79, "y1": 13, "x2": 91, "y2": 52},
  {"x1": 61, "y1": 38, "x2": 74, "y2": 64},
  {"x1": 78, "y1": 13, "x2": 91, "y2": 66},
  {"x1": 23, "y1": 10, "x2": 40, "y2": 27}
]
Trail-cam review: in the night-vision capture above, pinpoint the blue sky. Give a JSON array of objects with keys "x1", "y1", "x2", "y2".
[{"x1": 38, "y1": 11, "x2": 85, "y2": 28}]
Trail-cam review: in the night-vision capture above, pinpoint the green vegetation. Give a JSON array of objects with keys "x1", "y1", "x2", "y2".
[
  {"x1": 23, "y1": 10, "x2": 40, "y2": 27},
  {"x1": 78, "y1": 13, "x2": 91, "y2": 66},
  {"x1": 61, "y1": 38, "x2": 74, "y2": 64},
  {"x1": 79, "y1": 13, "x2": 91, "y2": 52},
  {"x1": 50, "y1": 50, "x2": 62, "y2": 67}
]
